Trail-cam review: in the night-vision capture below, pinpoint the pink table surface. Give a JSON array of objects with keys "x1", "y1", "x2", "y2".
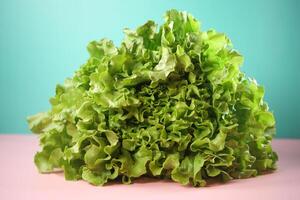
[{"x1": 0, "y1": 135, "x2": 299, "y2": 200}]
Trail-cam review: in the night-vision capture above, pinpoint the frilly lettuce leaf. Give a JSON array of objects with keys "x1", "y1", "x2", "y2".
[{"x1": 27, "y1": 9, "x2": 277, "y2": 187}]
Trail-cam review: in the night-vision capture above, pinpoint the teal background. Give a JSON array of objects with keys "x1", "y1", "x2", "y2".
[{"x1": 0, "y1": 0, "x2": 299, "y2": 138}]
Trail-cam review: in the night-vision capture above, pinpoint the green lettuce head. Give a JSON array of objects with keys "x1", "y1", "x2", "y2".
[{"x1": 28, "y1": 9, "x2": 277, "y2": 186}]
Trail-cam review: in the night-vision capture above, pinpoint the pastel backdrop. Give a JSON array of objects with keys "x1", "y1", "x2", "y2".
[{"x1": 0, "y1": 0, "x2": 299, "y2": 138}]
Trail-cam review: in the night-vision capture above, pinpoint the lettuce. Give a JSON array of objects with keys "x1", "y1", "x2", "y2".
[{"x1": 28, "y1": 10, "x2": 277, "y2": 186}]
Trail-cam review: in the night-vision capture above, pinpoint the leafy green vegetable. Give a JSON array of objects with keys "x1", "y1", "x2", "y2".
[{"x1": 27, "y1": 9, "x2": 277, "y2": 186}]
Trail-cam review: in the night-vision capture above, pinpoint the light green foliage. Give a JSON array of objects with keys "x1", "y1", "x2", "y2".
[{"x1": 28, "y1": 10, "x2": 277, "y2": 186}]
